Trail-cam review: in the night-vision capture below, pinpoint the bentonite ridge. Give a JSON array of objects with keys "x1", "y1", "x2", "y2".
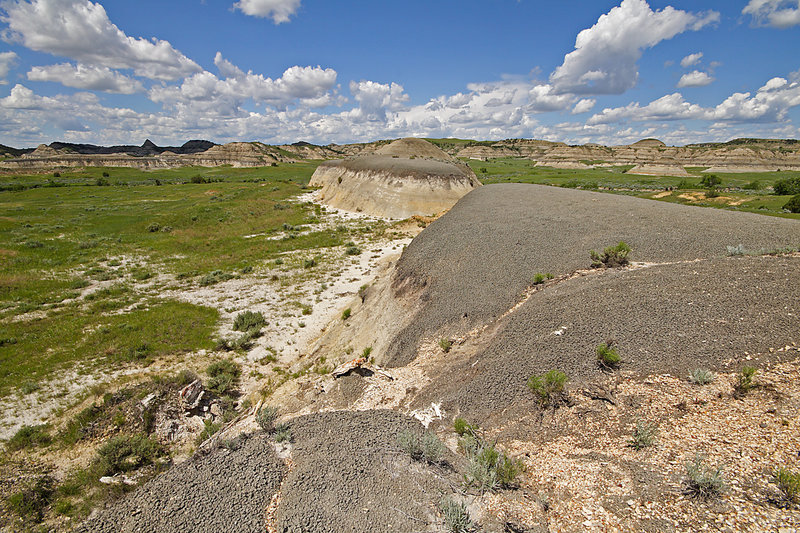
[{"x1": 382, "y1": 184, "x2": 800, "y2": 368}]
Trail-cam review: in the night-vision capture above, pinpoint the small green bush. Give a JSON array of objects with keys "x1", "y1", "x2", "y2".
[
  {"x1": 7, "y1": 476, "x2": 54, "y2": 523},
  {"x1": 742, "y1": 180, "x2": 761, "y2": 190},
  {"x1": 439, "y1": 496, "x2": 473, "y2": 533},
  {"x1": 628, "y1": 420, "x2": 658, "y2": 450},
  {"x1": 527, "y1": 370, "x2": 567, "y2": 406},
  {"x1": 774, "y1": 176, "x2": 800, "y2": 196},
  {"x1": 7, "y1": 425, "x2": 52, "y2": 451},
  {"x1": 453, "y1": 417, "x2": 477, "y2": 437},
  {"x1": 96, "y1": 434, "x2": 162, "y2": 475},
  {"x1": 439, "y1": 338, "x2": 453, "y2": 353},
  {"x1": 146, "y1": 222, "x2": 161, "y2": 232},
  {"x1": 734, "y1": 365, "x2": 758, "y2": 397},
  {"x1": 206, "y1": 359, "x2": 241, "y2": 395},
  {"x1": 199, "y1": 270, "x2": 234, "y2": 286},
  {"x1": 341, "y1": 308, "x2": 351, "y2": 320},
  {"x1": 596, "y1": 341, "x2": 621, "y2": 370},
  {"x1": 233, "y1": 310, "x2": 266, "y2": 332},
  {"x1": 532, "y1": 272, "x2": 554, "y2": 285},
  {"x1": 688, "y1": 368, "x2": 715, "y2": 385},
  {"x1": 784, "y1": 194, "x2": 800, "y2": 213},
  {"x1": 773, "y1": 468, "x2": 800, "y2": 504},
  {"x1": 676, "y1": 179, "x2": 695, "y2": 189},
  {"x1": 685, "y1": 454, "x2": 725, "y2": 499},
  {"x1": 590, "y1": 241, "x2": 631, "y2": 268},
  {"x1": 345, "y1": 245, "x2": 361, "y2": 255},
  {"x1": 699, "y1": 174, "x2": 722, "y2": 189},
  {"x1": 190, "y1": 175, "x2": 207, "y2": 184},
  {"x1": 256, "y1": 405, "x2": 279, "y2": 432},
  {"x1": 303, "y1": 258, "x2": 316, "y2": 269},
  {"x1": 95, "y1": 176, "x2": 110, "y2": 186},
  {"x1": 197, "y1": 419, "x2": 221, "y2": 444}
]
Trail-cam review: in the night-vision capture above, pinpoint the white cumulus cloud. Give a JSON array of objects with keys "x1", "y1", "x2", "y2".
[
  {"x1": 349, "y1": 80, "x2": 409, "y2": 121},
  {"x1": 150, "y1": 55, "x2": 337, "y2": 114},
  {"x1": 27, "y1": 63, "x2": 144, "y2": 93},
  {"x1": 1, "y1": 0, "x2": 201, "y2": 80},
  {"x1": 743, "y1": 0, "x2": 800, "y2": 28},
  {"x1": 572, "y1": 98, "x2": 596, "y2": 114},
  {"x1": 677, "y1": 70, "x2": 714, "y2": 88},
  {"x1": 233, "y1": 0, "x2": 301, "y2": 23},
  {"x1": 680, "y1": 52, "x2": 703, "y2": 68},
  {"x1": 0, "y1": 50, "x2": 17, "y2": 84},
  {"x1": 550, "y1": 0, "x2": 719, "y2": 94},
  {"x1": 588, "y1": 76, "x2": 800, "y2": 125}
]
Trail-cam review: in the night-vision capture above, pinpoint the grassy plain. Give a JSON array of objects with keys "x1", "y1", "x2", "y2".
[{"x1": 0, "y1": 162, "x2": 341, "y2": 398}]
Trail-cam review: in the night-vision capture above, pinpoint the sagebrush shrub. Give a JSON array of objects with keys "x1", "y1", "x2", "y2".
[
  {"x1": 233, "y1": 310, "x2": 266, "y2": 332},
  {"x1": 256, "y1": 405, "x2": 279, "y2": 432},
  {"x1": 590, "y1": 241, "x2": 631, "y2": 268},
  {"x1": 439, "y1": 497, "x2": 473, "y2": 533},
  {"x1": 397, "y1": 430, "x2": 445, "y2": 464},
  {"x1": 628, "y1": 420, "x2": 658, "y2": 450},
  {"x1": 460, "y1": 435, "x2": 522, "y2": 492},
  {"x1": 685, "y1": 454, "x2": 725, "y2": 499},
  {"x1": 273, "y1": 423, "x2": 292, "y2": 443},
  {"x1": 206, "y1": 359, "x2": 241, "y2": 395},
  {"x1": 688, "y1": 368, "x2": 715, "y2": 385},
  {"x1": 96, "y1": 434, "x2": 162, "y2": 475}
]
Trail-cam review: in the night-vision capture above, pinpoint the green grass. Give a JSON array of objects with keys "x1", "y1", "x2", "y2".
[
  {"x1": 0, "y1": 162, "x2": 366, "y2": 398},
  {"x1": 466, "y1": 158, "x2": 800, "y2": 219},
  {"x1": 0, "y1": 299, "x2": 218, "y2": 396}
]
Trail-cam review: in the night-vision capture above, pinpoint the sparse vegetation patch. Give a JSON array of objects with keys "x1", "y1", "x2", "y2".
[
  {"x1": 685, "y1": 454, "x2": 725, "y2": 499},
  {"x1": 439, "y1": 496, "x2": 473, "y2": 533},
  {"x1": 527, "y1": 369, "x2": 567, "y2": 406},
  {"x1": 590, "y1": 241, "x2": 631, "y2": 268},
  {"x1": 688, "y1": 368, "x2": 715, "y2": 385},
  {"x1": 596, "y1": 340, "x2": 621, "y2": 370}
]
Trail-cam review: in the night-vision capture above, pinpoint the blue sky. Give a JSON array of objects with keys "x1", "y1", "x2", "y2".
[{"x1": 0, "y1": 0, "x2": 798, "y2": 147}]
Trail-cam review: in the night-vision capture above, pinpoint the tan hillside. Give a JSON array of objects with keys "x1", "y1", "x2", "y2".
[{"x1": 309, "y1": 138, "x2": 480, "y2": 218}]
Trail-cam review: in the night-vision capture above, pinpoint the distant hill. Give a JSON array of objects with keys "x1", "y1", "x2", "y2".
[
  {"x1": 0, "y1": 143, "x2": 34, "y2": 158},
  {"x1": 47, "y1": 139, "x2": 216, "y2": 156}
]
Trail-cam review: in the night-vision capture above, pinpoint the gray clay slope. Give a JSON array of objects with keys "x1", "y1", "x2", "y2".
[
  {"x1": 386, "y1": 183, "x2": 800, "y2": 367},
  {"x1": 414, "y1": 254, "x2": 800, "y2": 424},
  {"x1": 276, "y1": 410, "x2": 456, "y2": 532},
  {"x1": 75, "y1": 433, "x2": 285, "y2": 533}
]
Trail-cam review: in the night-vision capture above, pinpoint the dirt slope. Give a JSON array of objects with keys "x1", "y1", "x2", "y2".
[{"x1": 76, "y1": 433, "x2": 285, "y2": 533}]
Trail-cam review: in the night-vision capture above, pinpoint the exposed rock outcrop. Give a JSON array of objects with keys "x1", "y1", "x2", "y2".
[
  {"x1": 309, "y1": 138, "x2": 479, "y2": 219},
  {"x1": 1, "y1": 140, "x2": 297, "y2": 170}
]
